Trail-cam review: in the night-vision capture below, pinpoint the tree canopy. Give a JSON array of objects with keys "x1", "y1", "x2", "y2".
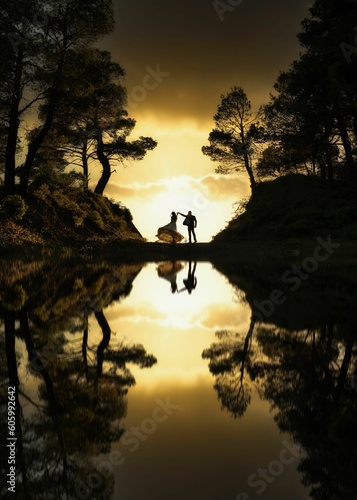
[
  {"x1": 202, "y1": 86, "x2": 259, "y2": 194},
  {"x1": 259, "y1": 0, "x2": 357, "y2": 181},
  {"x1": 0, "y1": 0, "x2": 156, "y2": 198},
  {"x1": 203, "y1": 0, "x2": 357, "y2": 190}
]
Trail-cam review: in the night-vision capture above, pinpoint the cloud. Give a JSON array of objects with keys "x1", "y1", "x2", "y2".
[
  {"x1": 104, "y1": 173, "x2": 250, "y2": 202},
  {"x1": 201, "y1": 304, "x2": 250, "y2": 330},
  {"x1": 106, "y1": 302, "x2": 250, "y2": 331},
  {"x1": 199, "y1": 174, "x2": 251, "y2": 201},
  {"x1": 97, "y1": 299, "x2": 247, "y2": 331},
  {"x1": 102, "y1": 304, "x2": 167, "y2": 324},
  {"x1": 104, "y1": 180, "x2": 165, "y2": 199}
]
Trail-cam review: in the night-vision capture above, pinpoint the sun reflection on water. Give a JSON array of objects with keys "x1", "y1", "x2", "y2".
[{"x1": 88, "y1": 262, "x2": 251, "y2": 385}]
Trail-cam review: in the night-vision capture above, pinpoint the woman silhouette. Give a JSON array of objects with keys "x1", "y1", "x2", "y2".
[
  {"x1": 157, "y1": 261, "x2": 184, "y2": 293},
  {"x1": 157, "y1": 212, "x2": 184, "y2": 243}
]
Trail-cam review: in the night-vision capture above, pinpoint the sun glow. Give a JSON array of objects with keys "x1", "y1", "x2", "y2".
[
  {"x1": 88, "y1": 118, "x2": 251, "y2": 241},
  {"x1": 87, "y1": 263, "x2": 251, "y2": 385}
]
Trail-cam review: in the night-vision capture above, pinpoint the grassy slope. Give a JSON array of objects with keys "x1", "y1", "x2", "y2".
[
  {"x1": 0, "y1": 186, "x2": 143, "y2": 246},
  {"x1": 214, "y1": 174, "x2": 357, "y2": 242}
]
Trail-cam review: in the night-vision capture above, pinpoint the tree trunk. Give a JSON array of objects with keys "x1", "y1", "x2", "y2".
[
  {"x1": 240, "y1": 315, "x2": 256, "y2": 382},
  {"x1": 82, "y1": 318, "x2": 89, "y2": 377},
  {"x1": 353, "y1": 113, "x2": 357, "y2": 145},
  {"x1": 21, "y1": 308, "x2": 69, "y2": 489},
  {"x1": 240, "y1": 130, "x2": 257, "y2": 194},
  {"x1": 4, "y1": 44, "x2": 24, "y2": 195},
  {"x1": 326, "y1": 153, "x2": 334, "y2": 183},
  {"x1": 19, "y1": 18, "x2": 68, "y2": 198},
  {"x1": 319, "y1": 160, "x2": 327, "y2": 180},
  {"x1": 94, "y1": 129, "x2": 111, "y2": 196},
  {"x1": 19, "y1": 95, "x2": 57, "y2": 197},
  {"x1": 81, "y1": 141, "x2": 89, "y2": 189},
  {"x1": 95, "y1": 310, "x2": 111, "y2": 378},
  {"x1": 243, "y1": 152, "x2": 257, "y2": 194},
  {"x1": 335, "y1": 327, "x2": 356, "y2": 408},
  {"x1": 335, "y1": 103, "x2": 355, "y2": 175}
]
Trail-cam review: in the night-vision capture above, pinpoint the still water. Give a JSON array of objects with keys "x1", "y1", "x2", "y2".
[{"x1": 0, "y1": 258, "x2": 356, "y2": 499}]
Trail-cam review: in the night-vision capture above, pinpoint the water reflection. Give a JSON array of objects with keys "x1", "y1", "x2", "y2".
[
  {"x1": 156, "y1": 260, "x2": 198, "y2": 295},
  {"x1": 205, "y1": 260, "x2": 357, "y2": 499},
  {"x1": 0, "y1": 261, "x2": 157, "y2": 499},
  {"x1": 0, "y1": 257, "x2": 356, "y2": 499},
  {"x1": 257, "y1": 324, "x2": 357, "y2": 499},
  {"x1": 157, "y1": 261, "x2": 184, "y2": 293},
  {"x1": 202, "y1": 315, "x2": 257, "y2": 418},
  {"x1": 178, "y1": 261, "x2": 197, "y2": 294},
  {"x1": 202, "y1": 321, "x2": 357, "y2": 498}
]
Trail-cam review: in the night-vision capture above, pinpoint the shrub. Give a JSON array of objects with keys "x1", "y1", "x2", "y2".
[
  {"x1": 1, "y1": 285, "x2": 28, "y2": 310},
  {"x1": 89, "y1": 211, "x2": 105, "y2": 230},
  {"x1": 33, "y1": 183, "x2": 51, "y2": 202},
  {"x1": 0, "y1": 195, "x2": 28, "y2": 221}
]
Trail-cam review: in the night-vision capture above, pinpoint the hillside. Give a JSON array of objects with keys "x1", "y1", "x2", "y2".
[
  {"x1": 214, "y1": 174, "x2": 357, "y2": 242},
  {"x1": 0, "y1": 185, "x2": 143, "y2": 246}
]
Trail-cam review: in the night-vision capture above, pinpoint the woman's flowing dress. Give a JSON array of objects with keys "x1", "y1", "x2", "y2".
[{"x1": 156, "y1": 218, "x2": 184, "y2": 243}]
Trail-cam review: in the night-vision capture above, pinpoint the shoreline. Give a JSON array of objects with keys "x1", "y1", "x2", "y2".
[{"x1": 1, "y1": 237, "x2": 356, "y2": 266}]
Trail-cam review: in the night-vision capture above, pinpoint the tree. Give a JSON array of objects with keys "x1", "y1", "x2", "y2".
[
  {"x1": 202, "y1": 86, "x2": 258, "y2": 194},
  {"x1": 255, "y1": 145, "x2": 303, "y2": 179},
  {"x1": 36, "y1": 48, "x2": 157, "y2": 195},
  {"x1": 0, "y1": 0, "x2": 44, "y2": 195},
  {"x1": 260, "y1": 0, "x2": 357, "y2": 181},
  {"x1": 0, "y1": 0, "x2": 115, "y2": 197},
  {"x1": 257, "y1": 324, "x2": 357, "y2": 499},
  {"x1": 262, "y1": 52, "x2": 347, "y2": 181},
  {"x1": 0, "y1": 259, "x2": 157, "y2": 498},
  {"x1": 261, "y1": 65, "x2": 341, "y2": 181},
  {"x1": 93, "y1": 120, "x2": 157, "y2": 196},
  {"x1": 202, "y1": 316, "x2": 258, "y2": 418}
]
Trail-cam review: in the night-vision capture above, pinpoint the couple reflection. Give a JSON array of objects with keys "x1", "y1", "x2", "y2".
[{"x1": 157, "y1": 261, "x2": 197, "y2": 294}]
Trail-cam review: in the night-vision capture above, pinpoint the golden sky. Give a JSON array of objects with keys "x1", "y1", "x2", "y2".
[{"x1": 95, "y1": 0, "x2": 313, "y2": 241}]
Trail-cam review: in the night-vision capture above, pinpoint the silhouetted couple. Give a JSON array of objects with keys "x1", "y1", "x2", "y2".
[
  {"x1": 157, "y1": 211, "x2": 197, "y2": 243},
  {"x1": 157, "y1": 261, "x2": 197, "y2": 294}
]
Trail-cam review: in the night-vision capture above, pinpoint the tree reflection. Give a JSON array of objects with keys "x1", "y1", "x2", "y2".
[
  {"x1": 202, "y1": 315, "x2": 257, "y2": 418},
  {"x1": 203, "y1": 317, "x2": 357, "y2": 498},
  {"x1": 0, "y1": 261, "x2": 157, "y2": 499},
  {"x1": 212, "y1": 257, "x2": 357, "y2": 498},
  {"x1": 256, "y1": 324, "x2": 357, "y2": 499}
]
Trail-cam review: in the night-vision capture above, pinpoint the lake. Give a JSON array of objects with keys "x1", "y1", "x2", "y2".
[{"x1": 1, "y1": 255, "x2": 356, "y2": 500}]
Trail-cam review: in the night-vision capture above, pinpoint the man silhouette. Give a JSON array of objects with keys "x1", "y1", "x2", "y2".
[
  {"x1": 178, "y1": 261, "x2": 197, "y2": 294},
  {"x1": 178, "y1": 211, "x2": 197, "y2": 243}
]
